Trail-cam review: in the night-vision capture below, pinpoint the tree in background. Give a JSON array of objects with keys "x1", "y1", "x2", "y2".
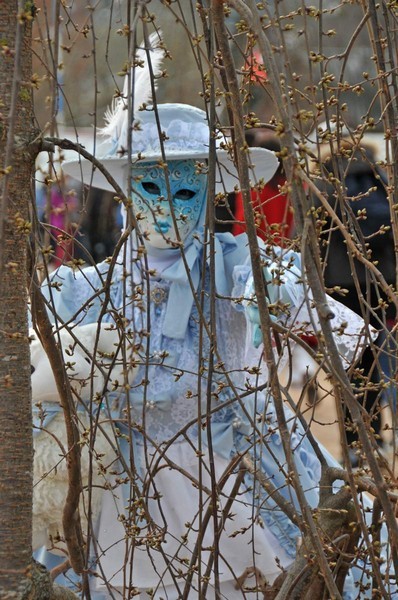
[
  {"x1": 0, "y1": 1, "x2": 39, "y2": 596},
  {"x1": 0, "y1": 2, "x2": 77, "y2": 598}
]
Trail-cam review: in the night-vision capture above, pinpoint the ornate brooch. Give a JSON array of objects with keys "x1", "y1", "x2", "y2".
[{"x1": 150, "y1": 287, "x2": 168, "y2": 306}]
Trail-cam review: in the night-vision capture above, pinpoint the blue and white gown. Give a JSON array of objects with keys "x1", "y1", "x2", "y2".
[{"x1": 38, "y1": 232, "x2": 374, "y2": 599}]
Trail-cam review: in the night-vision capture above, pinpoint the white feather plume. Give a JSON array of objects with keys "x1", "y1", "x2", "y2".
[{"x1": 100, "y1": 31, "x2": 164, "y2": 147}]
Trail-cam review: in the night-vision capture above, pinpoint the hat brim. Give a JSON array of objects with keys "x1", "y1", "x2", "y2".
[{"x1": 62, "y1": 147, "x2": 279, "y2": 195}]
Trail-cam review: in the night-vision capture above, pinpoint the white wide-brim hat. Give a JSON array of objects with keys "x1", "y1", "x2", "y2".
[{"x1": 62, "y1": 103, "x2": 278, "y2": 195}]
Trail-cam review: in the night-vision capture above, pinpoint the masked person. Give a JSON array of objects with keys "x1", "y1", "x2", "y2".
[{"x1": 35, "y1": 41, "x2": 376, "y2": 600}]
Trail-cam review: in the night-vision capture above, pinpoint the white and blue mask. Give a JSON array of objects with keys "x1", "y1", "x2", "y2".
[{"x1": 131, "y1": 160, "x2": 207, "y2": 250}]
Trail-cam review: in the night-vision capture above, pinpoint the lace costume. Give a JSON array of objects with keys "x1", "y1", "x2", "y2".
[{"x1": 39, "y1": 233, "x2": 370, "y2": 600}]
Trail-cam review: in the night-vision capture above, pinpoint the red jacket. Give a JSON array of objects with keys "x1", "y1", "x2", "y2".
[{"x1": 232, "y1": 174, "x2": 294, "y2": 246}]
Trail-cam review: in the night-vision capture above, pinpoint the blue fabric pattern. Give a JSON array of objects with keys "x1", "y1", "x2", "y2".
[{"x1": 41, "y1": 247, "x2": 320, "y2": 560}]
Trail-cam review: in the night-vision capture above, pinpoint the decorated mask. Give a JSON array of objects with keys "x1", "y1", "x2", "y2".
[{"x1": 131, "y1": 159, "x2": 207, "y2": 249}]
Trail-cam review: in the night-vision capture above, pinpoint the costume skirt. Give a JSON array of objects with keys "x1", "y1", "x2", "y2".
[{"x1": 95, "y1": 439, "x2": 292, "y2": 598}]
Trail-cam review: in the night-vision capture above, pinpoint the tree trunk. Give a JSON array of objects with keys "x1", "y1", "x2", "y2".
[
  {"x1": 0, "y1": 2, "x2": 41, "y2": 597},
  {"x1": 0, "y1": 4, "x2": 80, "y2": 596}
]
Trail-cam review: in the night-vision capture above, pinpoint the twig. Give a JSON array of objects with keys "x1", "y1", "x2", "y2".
[{"x1": 30, "y1": 259, "x2": 85, "y2": 575}]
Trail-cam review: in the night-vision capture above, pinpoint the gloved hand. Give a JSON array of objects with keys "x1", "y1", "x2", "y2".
[{"x1": 243, "y1": 266, "x2": 293, "y2": 348}]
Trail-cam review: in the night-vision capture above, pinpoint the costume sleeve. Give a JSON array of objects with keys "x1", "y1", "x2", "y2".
[
  {"x1": 232, "y1": 243, "x2": 371, "y2": 366},
  {"x1": 40, "y1": 261, "x2": 112, "y2": 325}
]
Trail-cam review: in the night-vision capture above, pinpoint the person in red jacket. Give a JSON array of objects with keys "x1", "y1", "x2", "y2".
[{"x1": 232, "y1": 129, "x2": 294, "y2": 246}]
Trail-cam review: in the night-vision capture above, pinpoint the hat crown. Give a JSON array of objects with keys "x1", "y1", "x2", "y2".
[{"x1": 112, "y1": 103, "x2": 210, "y2": 160}]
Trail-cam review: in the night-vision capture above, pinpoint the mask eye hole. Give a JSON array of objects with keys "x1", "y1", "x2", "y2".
[
  {"x1": 142, "y1": 181, "x2": 161, "y2": 196},
  {"x1": 174, "y1": 189, "x2": 196, "y2": 201},
  {"x1": 31, "y1": 365, "x2": 36, "y2": 375}
]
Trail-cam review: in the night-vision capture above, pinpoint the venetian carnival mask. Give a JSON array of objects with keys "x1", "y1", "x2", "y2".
[{"x1": 131, "y1": 159, "x2": 207, "y2": 249}]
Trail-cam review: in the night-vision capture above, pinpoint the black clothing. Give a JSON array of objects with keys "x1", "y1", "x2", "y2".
[{"x1": 314, "y1": 146, "x2": 396, "y2": 450}]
